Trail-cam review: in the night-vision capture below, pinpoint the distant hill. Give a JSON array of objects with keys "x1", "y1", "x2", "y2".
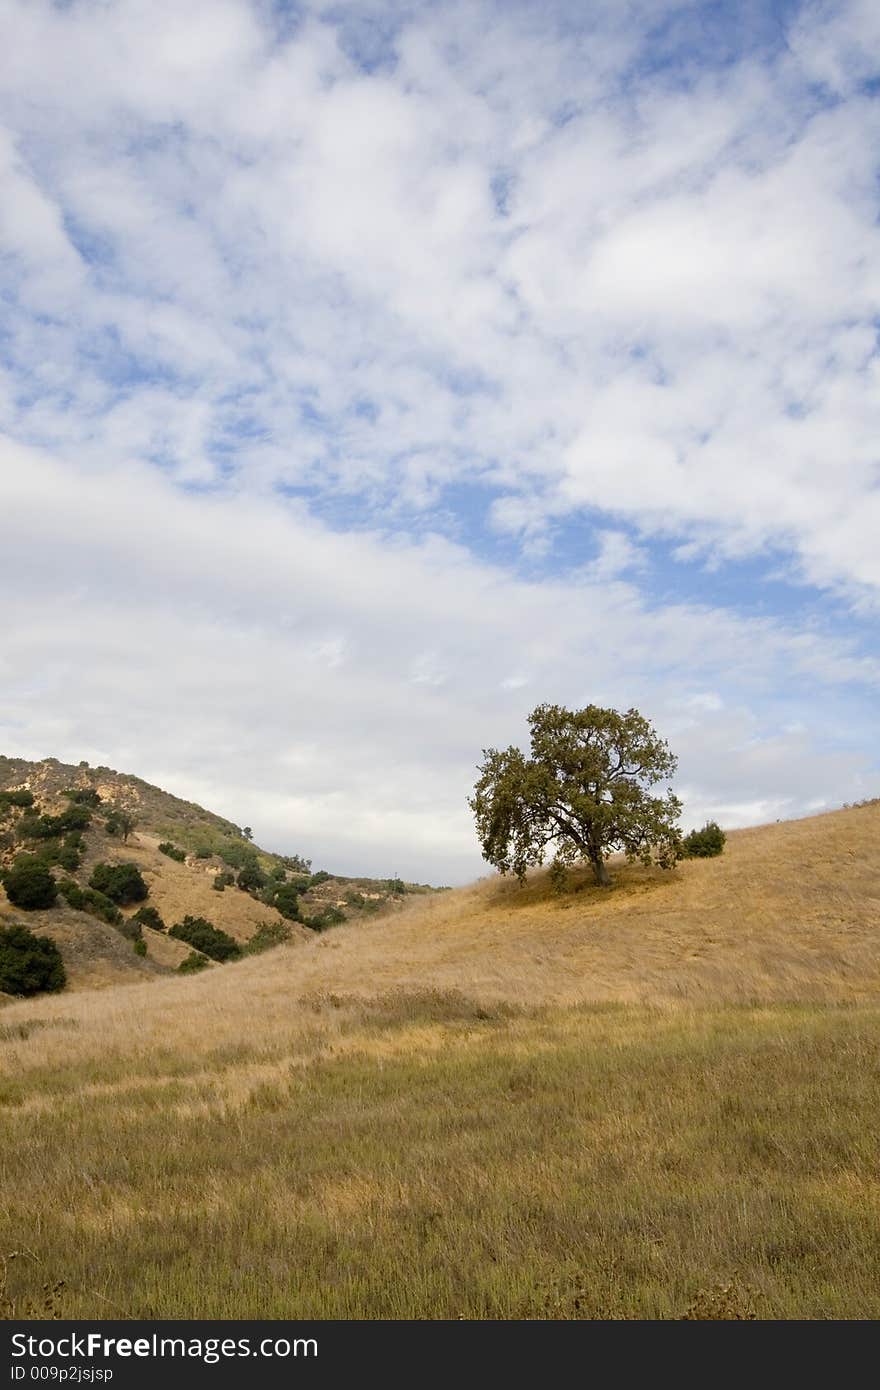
[{"x1": 0, "y1": 754, "x2": 441, "y2": 991}]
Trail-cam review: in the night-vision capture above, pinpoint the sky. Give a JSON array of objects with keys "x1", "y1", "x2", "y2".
[{"x1": 0, "y1": 0, "x2": 878, "y2": 883}]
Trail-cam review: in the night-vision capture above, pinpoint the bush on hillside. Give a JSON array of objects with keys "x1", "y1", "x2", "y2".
[
  {"x1": 237, "y1": 863, "x2": 268, "y2": 893},
  {"x1": 218, "y1": 841, "x2": 257, "y2": 871},
  {"x1": 133, "y1": 938, "x2": 147, "y2": 957},
  {"x1": 63, "y1": 788, "x2": 102, "y2": 807},
  {"x1": 245, "y1": 920, "x2": 292, "y2": 954},
  {"x1": 0, "y1": 789, "x2": 35, "y2": 809},
  {"x1": 309, "y1": 870, "x2": 332, "y2": 887},
  {"x1": 158, "y1": 841, "x2": 186, "y2": 862},
  {"x1": 305, "y1": 905, "x2": 346, "y2": 932},
  {"x1": 178, "y1": 950, "x2": 210, "y2": 974},
  {"x1": 133, "y1": 905, "x2": 166, "y2": 932},
  {"x1": 385, "y1": 877, "x2": 407, "y2": 896},
  {"x1": 169, "y1": 916, "x2": 241, "y2": 962},
  {"x1": 683, "y1": 821, "x2": 726, "y2": 858},
  {"x1": 88, "y1": 862, "x2": 149, "y2": 905},
  {"x1": 2, "y1": 858, "x2": 58, "y2": 910},
  {"x1": 195, "y1": 847, "x2": 212, "y2": 859},
  {"x1": 0, "y1": 924, "x2": 66, "y2": 996},
  {"x1": 271, "y1": 883, "x2": 301, "y2": 921},
  {"x1": 105, "y1": 809, "x2": 137, "y2": 842},
  {"x1": 57, "y1": 879, "x2": 123, "y2": 926}
]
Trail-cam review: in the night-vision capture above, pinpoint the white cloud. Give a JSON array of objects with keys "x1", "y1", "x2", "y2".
[{"x1": 0, "y1": 438, "x2": 876, "y2": 881}]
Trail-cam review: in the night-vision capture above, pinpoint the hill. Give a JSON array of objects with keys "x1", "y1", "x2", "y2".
[
  {"x1": 0, "y1": 755, "x2": 440, "y2": 990},
  {"x1": 1, "y1": 799, "x2": 878, "y2": 1319}
]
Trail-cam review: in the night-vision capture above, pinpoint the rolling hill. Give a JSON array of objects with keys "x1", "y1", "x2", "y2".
[
  {"x1": 0, "y1": 755, "x2": 440, "y2": 990},
  {"x1": 1, "y1": 788, "x2": 878, "y2": 1319}
]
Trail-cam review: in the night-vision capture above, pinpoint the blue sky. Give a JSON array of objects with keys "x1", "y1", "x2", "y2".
[{"x1": 0, "y1": 0, "x2": 878, "y2": 881}]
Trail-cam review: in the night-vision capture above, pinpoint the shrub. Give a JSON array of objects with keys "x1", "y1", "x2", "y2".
[
  {"x1": 169, "y1": 916, "x2": 241, "y2": 962},
  {"x1": 385, "y1": 877, "x2": 407, "y2": 896},
  {"x1": 104, "y1": 809, "x2": 136, "y2": 842},
  {"x1": 269, "y1": 865, "x2": 287, "y2": 882},
  {"x1": 0, "y1": 789, "x2": 35, "y2": 808},
  {"x1": 218, "y1": 841, "x2": 256, "y2": 871},
  {"x1": 306, "y1": 905, "x2": 346, "y2": 932},
  {"x1": 117, "y1": 916, "x2": 143, "y2": 943},
  {"x1": 133, "y1": 905, "x2": 166, "y2": 932},
  {"x1": 63, "y1": 788, "x2": 102, "y2": 807},
  {"x1": 272, "y1": 883, "x2": 301, "y2": 921},
  {"x1": 683, "y1": 821, "x2": 727, "y2": 858},
  {"x1": 88, "y1": 862, "x2": 149, "y2": 905},
  {"x1": 0, "y1": 924, "x2": 66, "y2": 996},
  {"x1": 344, "y1": 890, "x2": 366, "y2": 908},
  {"x1": 2, "y1": 858, "x2": 58, "y2": 910},
  {"x1": 15, "y1": 815, "x2": 56, "y2": 841},
  {"x1": 178, "y1": 951, "x2": 210, "y2": 974},
  {"x1": 245, "y1": 920, "x2": 292, "y2": 954},
  {"x1": 195, "y1": 847, "x2": 212, "y2": 859},
  {"x1": 133, "y1": 938, "x2": 147, "y2": 957},
  {"x1": 309, "y1": 870, "x2": 332, "y2": 887},
  {"x1": 212, "y1": 876, "x2": 226, "y2": 892},
  {"x1": 58, "y1": 880, "x2": 123, "y2": 926},
  {"x1": 158, "y1": 841, "x2": 186, "y2": 862},
  {"x1": 237, "y1": 863, "x2": 267, "y2": 893}
]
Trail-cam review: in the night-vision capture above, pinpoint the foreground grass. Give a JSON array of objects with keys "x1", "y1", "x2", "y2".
[{"x1": 2, "y1": 991, "x2": 879, "y2": 1319}]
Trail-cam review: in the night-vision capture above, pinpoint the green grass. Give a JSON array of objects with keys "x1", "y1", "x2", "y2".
[{"x1": 2, "y1": 996, "x2": 879, "y2": 1319}]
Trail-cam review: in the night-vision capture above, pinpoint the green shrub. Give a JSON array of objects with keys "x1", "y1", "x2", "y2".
[
  {"x1": 245, "y1": 921, "x2": 292, "y2": 954},
  {"x1": 0, "y1": 924, "x2": 66, "y2": 996},
  {"x1": 212, "y1": 876, "x2": 226, "y2": 892},
  {"x1": 178, "y1": 951, "x2": 210, "y2": 974},
  {"x1": 0, "y1": 789, "x2": 35, "y2": 809},
  {"x1": 218, "y1": 841, "x2": 256, "y2": 871},
  {"x1": 309, "y1": 870, "x2": 332, "y2": 887},
  {"x1": 133, "y1": 938, "x2": 147, "y2": 957},
  {"x1": 272, "y1": 883, "x2": 301, "y2": 921},
  {"x1": 195, "y1": 847, "x2": 212, "y2": 859},
  {"x1": 269, "y1": 865, "x2": 287, "y2": 882},
  {"x1": 344, "y1": 890, "x2": 366, "y2": 908},
  {"x1": 306, "y1": 905, "x2": 346, "y2": 932},
  {"x1": 385, "y1": 877, "x2": 407, "y2": 895},
  {"x1": 2, "y1": 858, "x2": 58, "y2": 910},
  {"x1": 158, "y1": 841, "x2": 186, "y2": 862},
  {"x1": 88, "y1": 862, "x2": 149, "y2": 905},
  {"x1": 237, "y1": 863, "x2": 268, "y2": 893},
  {"x1": 683, "y1": 821, "x2": 726, "y2": 858},
  {"x1": 133, "y1": 905, "x2": 166, "y2": 932},
  {"x1": 63, "y1": 788, "x2": 102, "y2": 807},
  {"x1": 58, "y1": 880, "x2": 123, "y2": 926},
  {"x1": 169, "y1": 916, "x2": 241, "y2": 962},
  {"x1": 15, "y1": 815, "x2": 56, "y2": 841}
]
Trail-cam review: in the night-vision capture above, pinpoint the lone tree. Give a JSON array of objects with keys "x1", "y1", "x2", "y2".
[{"x1": 469, "y1": 703, "x2": 683, "y2": 887}]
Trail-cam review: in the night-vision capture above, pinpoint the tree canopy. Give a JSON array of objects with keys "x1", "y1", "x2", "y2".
[{"x1": 469, "y1": 703, "x2": 683, "y2": 887}]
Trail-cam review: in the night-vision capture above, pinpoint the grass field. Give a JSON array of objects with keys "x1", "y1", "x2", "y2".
[{"x1": 1, "y1": 803, "x2": 879, "y2": 1319}]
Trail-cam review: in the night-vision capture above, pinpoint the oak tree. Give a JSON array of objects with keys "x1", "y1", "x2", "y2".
[{"x1": 469, "y1": 703, "x2": 683, "y2": 887}]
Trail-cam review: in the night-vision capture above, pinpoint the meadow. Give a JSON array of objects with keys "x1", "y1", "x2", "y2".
[{"x1": 2, "y1": 803, "x2": 879, "y2": 1319}]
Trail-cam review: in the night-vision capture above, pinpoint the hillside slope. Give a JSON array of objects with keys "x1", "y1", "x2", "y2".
[
  {"x1": 1, "y1": 802, "x2": 879, "y2": 1320},
  {"x1": 0, "y1": 756, "x2": 441, "y2": 990}
]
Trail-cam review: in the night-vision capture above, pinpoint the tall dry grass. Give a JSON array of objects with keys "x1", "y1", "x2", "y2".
[{"x1": 1, "y1": 802, "x2": 878, "y2": 1319}]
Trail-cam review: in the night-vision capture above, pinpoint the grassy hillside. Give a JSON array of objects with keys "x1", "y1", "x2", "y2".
[
  {"x1": 0, "y1": 756, "x2": 441, "y2": 989},
  {"x1": 1, "y1": 801, "x2": 878, "y2": 1318}
]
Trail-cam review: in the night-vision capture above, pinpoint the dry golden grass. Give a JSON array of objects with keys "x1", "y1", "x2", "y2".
[{"x1": 0, "y1": 803, "x2": 878, "y2": 1318}]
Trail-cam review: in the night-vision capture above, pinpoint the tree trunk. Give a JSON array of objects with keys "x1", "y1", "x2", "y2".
[{"x1": 589, "y1": 850, "x2": 610, "y2": 886}]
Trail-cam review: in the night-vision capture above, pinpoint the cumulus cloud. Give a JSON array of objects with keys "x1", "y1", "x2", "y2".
[{"x1": 0, "y1": 1, "x2": 877, "y2": 878}]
